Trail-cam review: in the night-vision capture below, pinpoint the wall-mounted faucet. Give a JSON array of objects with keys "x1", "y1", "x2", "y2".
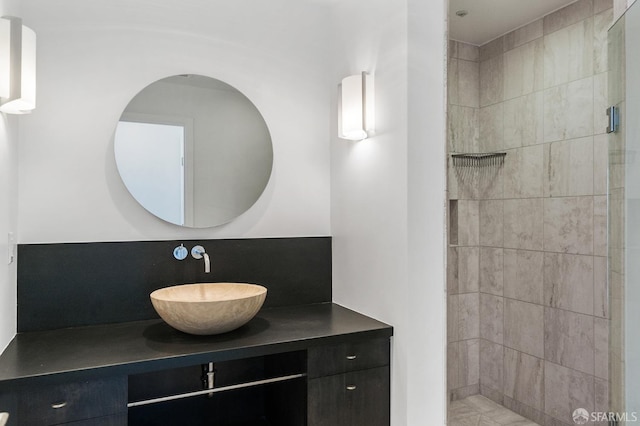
[{"x1": 191, "y1": 245, "x2": 210, "y2": 273}]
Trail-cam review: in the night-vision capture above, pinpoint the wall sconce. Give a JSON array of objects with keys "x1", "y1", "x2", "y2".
[
  {"x1": 0, "y1": 16, "x2": 36, "y2": 114},
  {"x1": 338, "y1": 72, "x2": 374, "y2": 141}
]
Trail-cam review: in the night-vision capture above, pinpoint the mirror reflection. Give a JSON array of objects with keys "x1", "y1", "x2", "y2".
[{"x1": 114, "y1": 75, "x2": 273, "y2": 228}]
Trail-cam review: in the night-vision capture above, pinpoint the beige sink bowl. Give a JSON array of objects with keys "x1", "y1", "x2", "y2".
[{"x1": 150, "y1": 283, "x2": 267, "y2": 335}]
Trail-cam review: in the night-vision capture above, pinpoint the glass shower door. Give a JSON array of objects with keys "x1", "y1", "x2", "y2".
[{"x1": 609, "y1": 1, "x2": 640, "y2": 419}]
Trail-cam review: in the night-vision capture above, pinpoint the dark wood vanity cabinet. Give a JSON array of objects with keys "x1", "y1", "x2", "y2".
[
  {"x1": 307, "y1": 338, "x2": 391, "y2": 426},
  {"x1": 0, "y1": 305, "x2": 392, "y2": 426},
  {"x1": 0, "y1": 339, "x2": 390, "y2": 426}
]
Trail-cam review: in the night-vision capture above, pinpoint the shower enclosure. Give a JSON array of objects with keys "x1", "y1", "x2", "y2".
[{"x1": 447, "y1": 0, "x2": 616, "y2": 424}]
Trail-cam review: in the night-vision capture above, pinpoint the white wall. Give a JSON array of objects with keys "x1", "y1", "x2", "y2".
[
  {"x1": 19, "y1": 0, "x2": 333, "y2": 243},
  {"x1": 0, "y1": 0, "x2": 20, "y2": 352},
  {"x1": 330, "y1": 0, "x2": 447, "y2": 425},
  {"x1": 406, "y1": 1, "x2": 447, "y2": 423},
  {"x1": 16, "y1": 1, "x2": 449, "y2": 424}
]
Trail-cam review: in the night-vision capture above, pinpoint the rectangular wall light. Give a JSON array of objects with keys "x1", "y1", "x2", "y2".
[
  {"x1": 0, "y1": 16, "x2": 36, "y2": 114},
  {"x1": 338, "y1": 72, "x2": 374, "y2": 141}
]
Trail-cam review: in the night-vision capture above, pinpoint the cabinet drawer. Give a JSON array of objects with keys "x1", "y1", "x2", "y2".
[
  {"x1": 307, "y1": 338, "x2": 389, "y2": 378},
  {"x1": 18, "y1": 377, "x2": 127, "y2": 426},
  {"x1": 59, "y1": 413, "x2": 127, "y2": 426},
  {"x1": 308, "y1": 366, "x2": 390, "y2": 426}
]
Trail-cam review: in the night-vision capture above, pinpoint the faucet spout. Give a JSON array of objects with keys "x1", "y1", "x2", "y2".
[{"x1": 191, "y1": 245, "x2": 211, "y2": 274}]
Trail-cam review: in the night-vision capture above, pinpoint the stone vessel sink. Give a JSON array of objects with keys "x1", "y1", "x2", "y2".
[{"x1": 150, "y1": 283, "x2": 267, "y2": 335}]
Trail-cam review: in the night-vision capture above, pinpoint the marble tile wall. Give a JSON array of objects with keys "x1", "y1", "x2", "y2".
[{"x1": 447, "y1": 0, "x2": 613, "y2": 424}]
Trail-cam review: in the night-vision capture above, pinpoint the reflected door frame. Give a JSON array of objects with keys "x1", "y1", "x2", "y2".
[{"x1": 120, "y1": 112, "x2": 195, "y2": 226}]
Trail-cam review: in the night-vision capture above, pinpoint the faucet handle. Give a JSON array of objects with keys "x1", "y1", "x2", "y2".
[{"x1": 173, "y1": 244, "x2": 188, "y2": 260}]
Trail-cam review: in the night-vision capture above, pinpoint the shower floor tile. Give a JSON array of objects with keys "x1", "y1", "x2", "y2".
[{"x1": 449, "y1": 395, "x2": 541, "y2": 425}]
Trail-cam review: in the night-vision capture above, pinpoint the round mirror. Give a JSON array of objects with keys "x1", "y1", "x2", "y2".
[{"x1": 114, "y1": 75, "x2": 273, "y2": 228}]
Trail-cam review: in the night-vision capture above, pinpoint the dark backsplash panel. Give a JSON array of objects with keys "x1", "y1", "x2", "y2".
[{"x1": 18, "y1": 237, "x2": 331, "y2": 332}]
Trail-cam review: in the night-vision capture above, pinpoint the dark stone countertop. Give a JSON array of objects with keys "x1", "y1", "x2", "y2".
[{"x1": 0, "y1": 303, "x2": 392, "y2": 390}]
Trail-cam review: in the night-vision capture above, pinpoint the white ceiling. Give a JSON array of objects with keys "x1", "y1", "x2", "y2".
[{"x1": 449, "y1": 0, "x2": 578, "y2": 46}]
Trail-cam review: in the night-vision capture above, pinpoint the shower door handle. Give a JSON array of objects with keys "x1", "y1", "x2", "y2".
[{"x1": 607, "y1": 106, "x2": 619, "y2": 134}]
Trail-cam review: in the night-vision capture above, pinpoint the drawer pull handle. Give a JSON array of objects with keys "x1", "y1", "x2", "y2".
[
  {"x1": 51, "y1": 402, "x2": 67, "y2": 409},
  {"x1": 346, "y1": 385, "x2": 357, "y2": 391},
  {"x1": 346, "y1": 355, "x2": 357, "y2": 360}
]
